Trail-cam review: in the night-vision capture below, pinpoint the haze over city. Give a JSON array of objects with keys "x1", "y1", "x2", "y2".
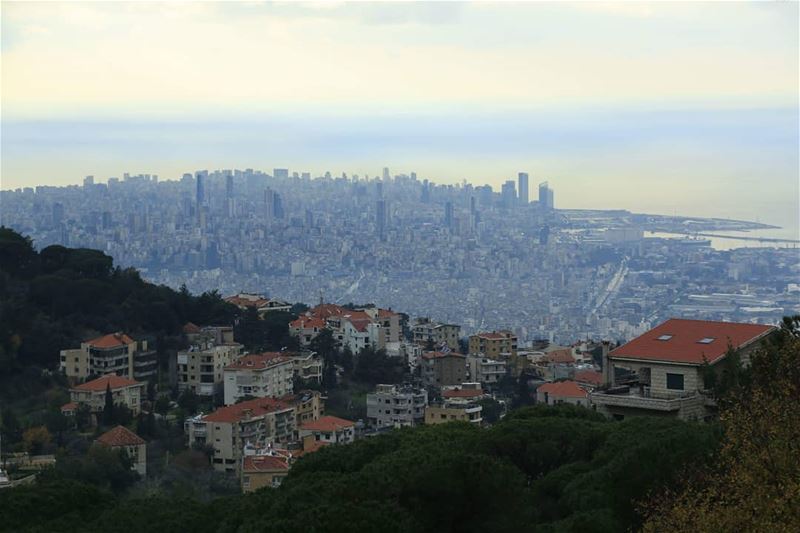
[{"x1": 2, "y1": 1, "x2": 798, "y2": 234}]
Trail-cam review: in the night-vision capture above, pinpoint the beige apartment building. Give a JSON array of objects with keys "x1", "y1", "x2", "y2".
[
  {"x1": 223, "y1": 353, "x2": 294, "y2": 405},
  {"x1": 241, "y1": 451, "x2": 291, "y2": 493},
  {"x1": 186, "y1": 397, "x2": 297, "y2": 474},
  {"x1": 178, "y1": 341, "x2": 243, "y2": 398},
  {"x1": 425, "y1": 400, "x2": 483, "y2": 426},
  {"x1": 421, "y1": 351, "x2": 468, "y2": 389},
  {"x1": 60, "y1": 333, "x2": 157, "y2": 382}
]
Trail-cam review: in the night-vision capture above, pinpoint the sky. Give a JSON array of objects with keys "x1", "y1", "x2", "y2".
[{"x1": 1, "y1": 1, "x2": 798, "y2": 232}]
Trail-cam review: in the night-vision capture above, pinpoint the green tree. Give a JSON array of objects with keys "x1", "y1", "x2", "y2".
[{"x1": 102, "y1": 383, "x2": 115, "y2": 426}]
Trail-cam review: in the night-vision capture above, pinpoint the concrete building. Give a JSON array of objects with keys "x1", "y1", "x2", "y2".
[
  {"x1": 96, "y1": 425, "x2": 147, "y2": 476},
  {"x1": 289, "y1": 316, "x2": 327, "y2": 346},
  {"x1": 536, "y1": 380, "x2": 590, "y2": 407},
  {"x1": 412, "y1": 319, "x2": 461, "y2": 351},
  {"x1": 224, "y1": 293, "x2": 292, "y2": 317},
  {"x1": 223, "y1": 353, "x2": 294, "y2": 405},
  {"x1": 185, "y1": 397, "x2": 297, "y2": 474},
  {"x1": 69, "y1": 374, "x2": 145, "y2": 417},
  {"x1": 591, "y1": 319, "x2": 775, "y2": 421},
  {"x1": 421, "y1": 351, "x2": 468, "y2": 389},
  {"x1": 468, "y1": 330, "x2": 518, "y2": 360},
  {"x1": 366, "y1": 384, "x2": 428, "y2": 429},
  {"x1": 425, "y1": 399, "x2": 483, "y2": 425},
  {"x1": 466, "y1": 355, "x2": 508, "y2": 387},
  {"x1": 299, "y1": 416, "x2": 355, "y2": 446},
  {"x1": 60, "y1": 333, "x2": 157, "y2": 382},
  {"x1": 241, "y1": 448, "x2": 291, "y2": 493},
  {"x1": 178, "y1": 339, "x2": 243, "y2": 398},
  {"x1": 288, "y1": 351, "x2": 323, "y2": 384}
]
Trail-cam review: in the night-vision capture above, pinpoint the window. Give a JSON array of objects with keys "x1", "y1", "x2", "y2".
[
  {"x1": 666, "y1": 373, "x2": 684, "y2": 390},
  {"x1": 656, "y1": 334, "x2": 673, "y2": 341},
  {"x1": 697, "y1": 337, "x2": 715, "y2": 344}
]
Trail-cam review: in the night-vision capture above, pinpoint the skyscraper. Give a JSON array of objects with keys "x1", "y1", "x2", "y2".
[
  {"x1": 273, "y1": 168, "x2": 289, "y2": 180},
  {"x1": 518, "y1": 172, "x2": 529, "y2": 205},
  {"x1": 226, "y1": 174, "x2": 234, "y2": 198},
  {"x1": 376, "y1": 199, "x2": 387, "y2": 241},
  {"x1": 195, "y1": 172, "x2": 205, "y2": 207},
  {"x1": 444, "y1": 201, "x2": 454, "y2": 230},
  {"x1": 538, "y1": 181, "x2": 554, "y2": 210},
  {"x1": 264, "y1": 188, "x2": 275, "y2": 220},
  {"x1": 501, "y1": 180, "x2": 517, "y2": 208}
]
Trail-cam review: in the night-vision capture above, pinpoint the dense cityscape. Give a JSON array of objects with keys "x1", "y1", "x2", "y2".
[{"x1": 2, "y1": 169, "x2": 797, "y2": 344}]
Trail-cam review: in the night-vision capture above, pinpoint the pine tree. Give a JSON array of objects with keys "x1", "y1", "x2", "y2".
[{"x1": 102, "y1": 383, "x2": 115, "y2": 426}]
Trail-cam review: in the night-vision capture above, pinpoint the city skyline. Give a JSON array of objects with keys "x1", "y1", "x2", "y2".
[{"x1": 2, "y1": 2, "x2": 798, "y2": 234}]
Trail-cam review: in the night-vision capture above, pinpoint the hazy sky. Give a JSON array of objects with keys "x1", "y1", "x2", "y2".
[{"x1": 1, "y1": 1, "x2": 798, "y2": 230}]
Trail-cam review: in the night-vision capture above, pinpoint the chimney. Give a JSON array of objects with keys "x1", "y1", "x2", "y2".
[{"x1": 601, "y1": 341, "x2": 613, "y2": 387}]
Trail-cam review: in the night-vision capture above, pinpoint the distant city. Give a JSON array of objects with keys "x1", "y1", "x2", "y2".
[{"x1": 2, "y1": 169, "x2": 798, "y2": 344}]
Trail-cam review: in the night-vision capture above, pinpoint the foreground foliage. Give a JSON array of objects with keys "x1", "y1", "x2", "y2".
[{"x1": 0, "y1": 405, "x2": 719, "y2": 532}]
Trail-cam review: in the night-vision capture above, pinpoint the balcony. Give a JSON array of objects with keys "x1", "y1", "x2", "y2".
[{"x1": 590, "y1": 385, "x2": 696, "y2": 412}]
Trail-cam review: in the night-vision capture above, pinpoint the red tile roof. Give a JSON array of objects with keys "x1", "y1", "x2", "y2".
[
  {"x1": 294, "y1": 440, "x2": 328, "y2": 457},
  {"x1": 342, "y1": 311, "x2": 373, "y2": 333},
  {"x1": 60, "y1": 402, "x2": 78, "y2": 412},
  {"x1": 87, "y1": 333, "x2": 134, "y2": 349},
  {"x1": 242, "y1": 454, "x2": 290, "y2": 472},
  {"x1": 72, "y1": 374, "x2": 141, "y2": 392},
  {"x1": 537, "y1": 380, "x2": 588, "y2": 399},
  {"x1": 545, "y1": 349, "x2": 576, "y2": 364},
  {"x1": 300, "y1": 415, "x2": 354, "y2": 432},
  {"x1": 96, "y1": 425, "x2": 146, "y2": 447},
  {"x1": 377, "y1": 309, "x2": 398, "y2": 318},
  {"x1": 442, "y1": 388, "x2": 485, "y2": 399},
  {"x1": 574, "y1": 370, "x2": 603, "y2": 386},
  {"x1": 610, "y1": 319, "x2": 775, "y2": 365},
  {"x1": 225, "y1": 294, "x2": 270, "y2": 309},
  {"x1": 226, "y1": 352, "x2": 292, "y2": 371},
  {"x1": 202, "y1": 397, "x2": 292, "y2": 424},
  {"x1": 310, "y1": 304, "x2": 347, "y2": 319},
  {"x1": 290, "y1": 316, "x2": 327, "y2": 330}
]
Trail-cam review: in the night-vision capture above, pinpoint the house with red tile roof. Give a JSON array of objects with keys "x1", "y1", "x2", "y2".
[
  {"x1": 573, "y1": 369, "x2": 603, "y2": 389},
  {"x1": 592, "y1": 318, "x2": 776, "y2": 421},
  {"x1": 224, "y1": 293, "x2": 291, "y2": 316},
  {"x1": 96, "y1": 426, "x2": 147, "y2": 476},
  {"x1": 299, "y1": 416, "x2": 355, "y2": 445},
  {"x1": 536, "y1": 380, "x2": 589, "y2": 407},
  {"x1": 241, "y1": 450, "x2": 290, "y2": 493},
  {"x1": 297, "y1": 303, "x2": 400, "y2": 353},
  {"x1": 60, "y1": 332, "x2": 156, "y2": 382},
  {"x1": 69, "y1": 374, "x2": 145, "y2": 417}
]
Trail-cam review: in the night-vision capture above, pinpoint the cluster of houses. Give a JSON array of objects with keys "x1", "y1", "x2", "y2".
[{"x1": 57, "y1": 292, "x2": 778, "y2": 492}]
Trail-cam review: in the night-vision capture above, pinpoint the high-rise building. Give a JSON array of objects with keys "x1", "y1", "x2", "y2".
[
  {"x1": 444, "y1": 201, "x2": 454, "y2": 230},
  {"x1": 501, "y1": 180, "x2": 517, "y2": 208},
  {"x1": 196, "y1": 172, "x2": 205, "y2": 207},
  {"x1": 83, "y1": 175, "x2": 94, "y2": 187},
  {"x1": 539, "y1": 181, "x2": 554, "y2": 210},
  {"x1": 376, "y1": 199, "x2": 387, "y2": 241},
  {"x1": 273, "y1": 168, "x2": 289, "y2": 180},
  {"x1": 264, "y1": 188, "x2": 275, "y2": 220},
  {"x1": 226, "y1": 174, "x2": 234, "y2": 198},
  {"x1": 382, "y1": 167, "x2": 391, "y2": 181},
  {"x1": 518, "y1": 172, "x2": 529, "y2": 205}
]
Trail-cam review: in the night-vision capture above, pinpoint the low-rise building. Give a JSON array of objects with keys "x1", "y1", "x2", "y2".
[
  {"x1": 441, "y1": 383, "x2": 487, "y2": 405},
  {"x1": 289, "y1": 351, "x2": 323, "y2": 384},
  {"x1": 425, "y1": 400, "x2": 483, "y2": 425},
  {"x1": 241, "y1": 446, "x2": 291, "y2": 493},
  {"x1": 291, "y1": 390, "x2": 325, "y2": 428},
  {"x1": 536, "y1": 380, "x2": 590, "y2": 407},
  {"x1": 96, "y1": 425, "x2": 147, "y2": 476},
  {"x1": 366, "y1": 384, "x2": 428, "y2": 429},
  {"x1": 468, "y1": 330, "x2": 517, "y2": 359},
  {"x1": 412, "y1": 319, "x2": 461, "y2": 350},
  {"x1": 224, "y1": 293, "x2": 292, "y2": 316},
  {"x1": 299, "y1": 416, "x2": 355, "y2": 445},
  {"x1": 421, "y1": 351, "x2": 468, "y2": 390},
  {"x1": 289, "y1": 316, "x2": 327, "y2": 346},
  {"x1": 223, "y1": 353, "x2": 294, "y2": 405},
  {"x1": 466, "y1": 355, "x2": 507, "y2": 387},
  {"x1": 69, "y1": 374, "x2": 145, "y2": 417},
  {"x1": 60, "y1": 333, "x2": 157, "y2": 382},
  {"x1": 590, "y1": 319, "x2": 776, "y2": 421}
]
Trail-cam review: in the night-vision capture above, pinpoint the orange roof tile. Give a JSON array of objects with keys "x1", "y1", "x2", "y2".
[
  {"x1": 87, "y1": 333, "x2": 134, "y2": 349},
  {"x1": 574, "y1": 370, "x2": 603, "y2": 386},
  {"x1": 422, "y1": 351, "x2": 466, "y2": 360},
  {"x1": 290, "y1": 316, "x2": 327, "y2": 329},
  {"x1": 73, "y1": 374, "x2": 141, "y2": 392},
  {"x1": 294, "y1": 440, "x2": 328, "y2": 457},
  {"x1": 611, "y1": 319, "x2": 775, "y2": 365},
  {"x1": 545, "y1": 349, "x2": 576, "y2": 364},
  {"x1": 61, "y1": 402, "x2": 78, "y2": 412},
  {"x1": 183, "y1": 322, "x2": 202, "y2": 334},
  {"x1": 537, "y1": 380, "x2": 588, "y2": 399},
  {"x1": 300, "y1": 415, "x2": 354, "y2": 432},
  {"x1": 310, "y1": 304, "x2": 347, "y2": 319},
  {"x1": 96, "y1": 425, "x2": 146, "y2": 447},
  {"x1": 202, "y1": 397, "x2": 292, "y2": 424}
]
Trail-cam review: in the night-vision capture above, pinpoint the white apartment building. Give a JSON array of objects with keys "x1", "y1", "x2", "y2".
[
  {"x1": 223, "y1": 353, "x2": 294, "y2": 406},
  {"x1": 366, "y1": 384, "x2": 428, "y2": 429}
]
